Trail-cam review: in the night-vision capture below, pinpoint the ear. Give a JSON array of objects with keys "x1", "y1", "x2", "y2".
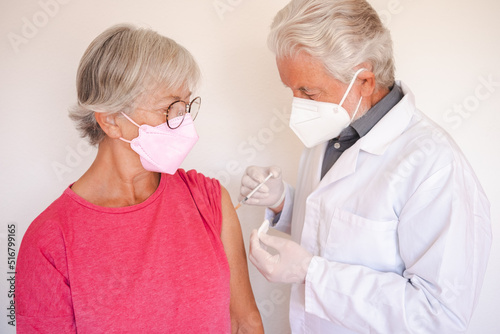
[
  {"x1": 357, "y1": 69, "x2": 376, "y2": 98},
  {"x1": 94, "y1": 112, "x2": 122, "y2": 139}
]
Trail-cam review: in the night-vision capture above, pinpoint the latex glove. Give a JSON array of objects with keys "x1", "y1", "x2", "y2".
[
  {"x1": 239, "y1": 166, "x2": 285, "y2": 208},
  {"x1": 249, "y1": 221, "x2": 313, "y2": 284}
]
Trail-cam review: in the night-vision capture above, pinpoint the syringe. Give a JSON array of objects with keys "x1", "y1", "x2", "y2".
[{"x1": 235, "y1": 173, "x2": 273, "y2": 210}]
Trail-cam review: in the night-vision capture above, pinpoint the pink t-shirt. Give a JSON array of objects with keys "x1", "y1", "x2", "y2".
[{"x1": 16, "y1": 169, "x2": 230, "y2": 333}]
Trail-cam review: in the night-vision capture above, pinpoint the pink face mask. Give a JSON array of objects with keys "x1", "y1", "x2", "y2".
[{"x1": 119, "y1": 113, "x2": 199, "y2": 174}]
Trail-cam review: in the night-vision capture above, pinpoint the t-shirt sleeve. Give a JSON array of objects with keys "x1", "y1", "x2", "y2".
[
  {"x1": 15, "y1": 214, "x2": 76, "y2": 333},
  {"x1": 178, "y1": 169, "x2": 223, "y2": 236}
]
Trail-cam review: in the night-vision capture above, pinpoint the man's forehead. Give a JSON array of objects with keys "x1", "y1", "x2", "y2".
[{"x1": 278, "y1": 57, "x2": 329, "y2": 88}]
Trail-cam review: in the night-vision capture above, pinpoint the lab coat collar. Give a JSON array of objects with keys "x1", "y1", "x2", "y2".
[
  {"x1": 358, "y1": 81, "x2": 415, "y2": 155},
  {"x1": 318, "y1": 81, "x2": 416, "y2": 186}
]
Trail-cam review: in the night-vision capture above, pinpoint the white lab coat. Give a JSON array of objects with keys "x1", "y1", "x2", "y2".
[{"x1": 271, "y1": 82, "x2": 492, "y2": 333}]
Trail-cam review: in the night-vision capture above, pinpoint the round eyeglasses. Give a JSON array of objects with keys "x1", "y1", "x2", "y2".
[{"x1": 163, "y1": 96, "x2": 201, "y2": 129}]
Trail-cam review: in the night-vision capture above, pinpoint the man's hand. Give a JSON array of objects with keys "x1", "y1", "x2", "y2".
[
  {"x1": 249, "y1": 226, "x2": 313, "y2": 284},
  {"x1": 239, "y1": 166, "x2": 285, "y2": 208}
]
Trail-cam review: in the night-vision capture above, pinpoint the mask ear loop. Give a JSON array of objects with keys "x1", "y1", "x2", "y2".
[
  {"x1": 338, "y1": 68, "x2": 367, "y2": 107},
  {"x1": 119, "y1": 112, "x2": 140, "y2": 144},
  {"x1": 351, "y1": 96, "x2": 363, "y2": 122}
]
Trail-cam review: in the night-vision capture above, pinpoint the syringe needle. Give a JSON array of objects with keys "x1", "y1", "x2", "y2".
[{"x1": 235, "y1": 173, "x2": 273, "y2": 210}]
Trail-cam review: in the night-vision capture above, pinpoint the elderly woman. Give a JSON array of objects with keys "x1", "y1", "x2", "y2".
[{"x1": 15, "y1": 24, "x2": 264, "y2": 333}]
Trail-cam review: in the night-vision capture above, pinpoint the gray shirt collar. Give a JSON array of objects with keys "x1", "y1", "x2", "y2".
[{"x1": 341, "y1": 83, "x2": 404, "y2": 139}]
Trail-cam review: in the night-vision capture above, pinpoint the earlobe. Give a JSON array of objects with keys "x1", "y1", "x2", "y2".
[{"x1": 94, "y1": 112, "x2": 122, "y2": 139}]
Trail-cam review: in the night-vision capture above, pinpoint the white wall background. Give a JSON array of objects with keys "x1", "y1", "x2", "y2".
[{"x1": 1, "y1": 0, "x2": 498, "y2": 333}]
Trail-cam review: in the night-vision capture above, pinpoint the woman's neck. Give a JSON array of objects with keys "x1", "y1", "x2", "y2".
[{"x1": 70, "y1": 138, "x2": 161, "y2": 207}]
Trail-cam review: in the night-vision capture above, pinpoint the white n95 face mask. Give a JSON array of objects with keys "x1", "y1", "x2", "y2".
[{"x1": 289, "y1": 68, "x2": 366, "y2": 148}]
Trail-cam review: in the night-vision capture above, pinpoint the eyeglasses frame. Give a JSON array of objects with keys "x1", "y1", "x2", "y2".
[{"x1": 163, "y1": 96, "x2": 201, "y2": 129}]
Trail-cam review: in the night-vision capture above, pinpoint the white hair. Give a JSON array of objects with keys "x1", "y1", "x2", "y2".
[
  {"x1": 69, "y1": 24, "x2": 201, "y2": 145},
  {"x1": 268, "y1": 0, "x2": 395, "y2": 88}
]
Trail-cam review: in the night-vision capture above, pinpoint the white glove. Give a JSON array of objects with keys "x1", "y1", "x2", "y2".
[
  {"x1": 249, "y1": 221, "x2": 313, "y2": 284},
  {"x1": 239, "y1": 166, "x2": 285, "y2": 208}
]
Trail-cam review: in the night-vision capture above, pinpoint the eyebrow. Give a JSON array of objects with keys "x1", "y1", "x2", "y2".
[
  {"x1": 167, "y1": 93, "x2": 192, "y2": 101},
  {"x1": 156, "y1": 92, "x2": 192, "y2": 106},
  {"x1": 282, "y1": 82, "x2": 314, "y2": 92},
  {"x1": 299, "y1": 87, "x2": 321, "y2": 95},
  {"x1": 281, "y1": 82, "x2": 307, "y2": 90}
]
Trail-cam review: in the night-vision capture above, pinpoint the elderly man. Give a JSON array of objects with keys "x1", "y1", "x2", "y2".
[{"x1": 239, "y1": 0, "x2": 492, "y2": 333}]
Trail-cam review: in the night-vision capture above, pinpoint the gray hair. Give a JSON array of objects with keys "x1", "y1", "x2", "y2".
[
  {"x1": 69, "y1": 24, "x2": 201, "y2": 145},
  {"x1": 268, "y1": 0, "x2": 395, "y2": 88}
]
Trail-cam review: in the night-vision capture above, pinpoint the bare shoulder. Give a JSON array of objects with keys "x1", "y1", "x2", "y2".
[{"x1": 219, "y1": 185, "x2": 241, "y2": 237}]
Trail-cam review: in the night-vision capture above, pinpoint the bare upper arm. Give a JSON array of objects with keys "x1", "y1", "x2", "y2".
[{"x1": 220, "y1": 186, "x2": 264, "y2": 334}]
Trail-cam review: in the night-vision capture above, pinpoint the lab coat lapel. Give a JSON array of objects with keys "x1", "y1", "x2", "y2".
[
  {"x1": 291, "y1": 142, "x2": 327, "y2": 242},
  {"x1": 318, "y1": 141, "x2": 361, "y2": 187},
  {"x1": 303, "y1": 142, "x2": 327, "y2": 192},
  {"x1": 315, "y1": 81, "x2": 415, "y2": 189}
]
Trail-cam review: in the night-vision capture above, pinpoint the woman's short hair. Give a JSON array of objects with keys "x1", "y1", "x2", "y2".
[
  {"x1": 69, "y1": 24, "x2": 200, "y2": 145},
  {"x1": 268, "y1": 0, "x2": 395, "y2": 89}
]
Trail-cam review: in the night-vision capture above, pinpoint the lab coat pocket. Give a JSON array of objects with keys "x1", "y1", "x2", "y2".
[{"x1": 324, "y1": 208, "x2": 403, "y2": 273}]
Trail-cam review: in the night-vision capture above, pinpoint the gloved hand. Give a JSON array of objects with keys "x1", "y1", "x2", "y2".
[
  {"x1": 239, "y1": 166, "x2": 285, "y2": 208},
  {"x1": 249, "y1": 221, "x2": 313, "y2": 284}
]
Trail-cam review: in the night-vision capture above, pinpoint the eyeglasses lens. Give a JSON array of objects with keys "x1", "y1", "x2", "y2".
[{"x1": 189, "y1": 97, "x2": 201, "y2": 121}]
